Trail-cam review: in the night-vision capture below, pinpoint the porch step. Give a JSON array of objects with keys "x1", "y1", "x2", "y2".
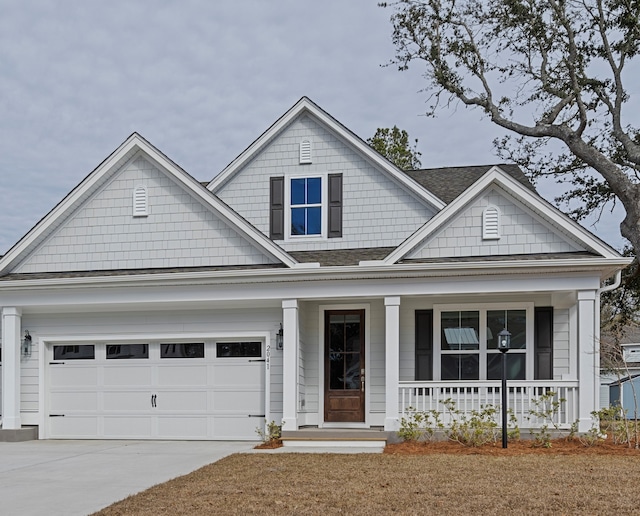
[
  {"x1": 0, "y1": 426, "x2": 39, "y2": 442},
  {"x1": 281, "y1": 429, "x2": 389, "y2": 449}
]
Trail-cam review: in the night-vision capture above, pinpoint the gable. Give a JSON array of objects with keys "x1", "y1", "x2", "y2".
[
  {"x1": 215, "y1": 112, "x2": 438, "y2": 252},
  {"x1": 11, "y1": 155, "x2": 281, "y2": 274},
  {"x1": 405, "y1": 186, "x2": 584, "y2": 260}
]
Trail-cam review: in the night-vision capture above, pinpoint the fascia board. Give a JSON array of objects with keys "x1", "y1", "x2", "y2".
[
  {"x1": 385, "y1": 167, "x2": 623, "y2": 264},
  {"x1": 207, "y1": 97, "x2": 446, "y2": 211},
  {"x1": 0, "y1": 256, "x2": 630, "y2": 290},
  {"x1": 0, "y1": 134, "x2": 142, "y2": 274}
]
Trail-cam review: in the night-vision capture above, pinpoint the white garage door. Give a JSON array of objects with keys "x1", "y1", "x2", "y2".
[{"x1": 48, "y1": 341, "x2": 265, "y2": 440}]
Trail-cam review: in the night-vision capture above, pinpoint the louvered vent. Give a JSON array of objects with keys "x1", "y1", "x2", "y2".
[
  {"x1": 483, "y1": 206, "x2": 500, "y2": 239},
  {"x1": 299, "y1": 140, "x2": 312, "y2": 164},
  {"x1": 133, "y1": 186, "x2": 148, "y2": 217}
]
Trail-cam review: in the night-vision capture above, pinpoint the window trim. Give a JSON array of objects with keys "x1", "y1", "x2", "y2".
[
  {"x1": 433, "y1": 302, "x2": 534, "y2": 381},
  {"x1": 284, "y1": 172, "x2": 328, "y2": 241}
]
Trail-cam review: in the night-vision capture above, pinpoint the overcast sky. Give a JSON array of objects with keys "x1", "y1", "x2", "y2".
[{"x1": 0, "y1": 0, "x2": 628, "y2": 255}]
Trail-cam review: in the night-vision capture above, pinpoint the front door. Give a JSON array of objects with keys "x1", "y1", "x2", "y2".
[{"x1": 324, "y1": 310, "x2": 365, "y2": 423}]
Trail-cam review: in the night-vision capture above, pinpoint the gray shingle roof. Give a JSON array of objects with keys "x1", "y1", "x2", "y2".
[
  {"x1": 289, "y1": 247, "x2": 395, "y2": 266},
  {"x1": 404, "y1": 164, "x2": 535, "y2": 204}
]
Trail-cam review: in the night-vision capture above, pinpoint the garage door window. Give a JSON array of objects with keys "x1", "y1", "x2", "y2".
[
  {"x1": 53, "y1": 345, "x2": 95, "y2": 360},
  {"x1": 160, "y1": 343, "x2": 204, "y2": 358},
  {"x1": 216, "y1": 342, "x2": 262, "y2": 358},
  {"x1": 106, "y1": 344, "x2": 149, "y2": 359}
]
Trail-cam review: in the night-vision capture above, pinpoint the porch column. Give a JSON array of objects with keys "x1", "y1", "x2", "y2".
[
  {"x1": 2, "y1": 307, "x2": 22, "y2": 429},
  {"x1": 281, "y1": 299, "x2": 299, "y2": 431},
  {"x1": 384, "y1": 297, "x2": 401, "y2": 431},
  {"x1": 577, "y1": 290, "x2": 598, "y2": 432}
]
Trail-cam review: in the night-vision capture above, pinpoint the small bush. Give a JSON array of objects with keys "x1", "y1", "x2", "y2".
[
  {"x1": 256, "y1": 420, "x2": 282, "y2": 443},
  {"x1": 398, "y1": 407, "x2": 442, "y2": 442}
]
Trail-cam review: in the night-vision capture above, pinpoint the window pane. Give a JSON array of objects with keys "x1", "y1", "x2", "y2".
[
  {"x1": 441, "y1": 354, "x2": 479, "y2": 380},
  {"x1": 291, "y1": 178, "x2": 306, "y2": 205},
  {"x1": 291, "y1": 207, "x2": 306, "y2": 235},
  {"x1": 307, "y1": 177, "x2": 322, "y2": 204},
  {"x1": 441, "y1": 311, "x2": 479, "y2": 350},
  {"x1": 329, "y1": 319, "x2": 345, "y2": 352},
  {"x1": 344, "y1": 353, "x2": 361, "y2": 390},
  {"x1": 160, "y1": 343, "x2": 204, "y2": 358},
  {"x1": 216, "y1": 342, "x2": 261, "y2": 358},
  {"x1": 329, "y1": 352, "x2": 345, "y2": 389},
  {"x1": 107, "y1": 344, "x2": 148, "y2": 359},
  {"x1": 306, "y1": 207, "x2": 321, "y2": 235},
  {"x1": 487, "y1": 353, "x2": 526, "y2": 380},
  {"x1": 487, "y1": 310, "x2": 527, "y2": 349},
  {"x1": 54, "y1": 345, "x2": 95, "y2": 360}
]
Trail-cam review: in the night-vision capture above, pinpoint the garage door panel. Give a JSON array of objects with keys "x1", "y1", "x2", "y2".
[
  {"x1": 157, "y1": 365, "x2": 207, "y2": 386},
  {"x1": 213, "y1": 389, "x2": 263, "y2": 412},
  {"x1": 213, "y1": 416, "x2": 260, "y2": 440},
  {"x1": 50, "y1": 366, "x2": 98, "y2": 386},
  {"x1": 155, "y1": 390, "x2": 208, "y2": 412},
  {"x1": 103, "y1": 366, "x2": 152, "y2": 386},
  {"x1": 103, "y1": 390, "x2": 153, "y2": 411},
  {"x1": 213, "y1": 363, "x2": 263, "y2": 386},
  {"x1": 50, "y1": 391, "x2": 98, "y2": 412},
  {"x1": 157, "y1": 416, "x2": 208, "y2": 438},
  {"x1": 50, "y1": 416, "x2": 99, "y2": 438},
  {"x1": 103, "y1": 416, "x2": 153, "y2": 437}
]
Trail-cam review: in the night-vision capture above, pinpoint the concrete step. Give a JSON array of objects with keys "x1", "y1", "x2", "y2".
[
  {"x1": 281, "y1": 428, "x2": 389, "y2": 449},
  {"x1": 0, "y1": 426, "x2": 39, "y2": 442}
]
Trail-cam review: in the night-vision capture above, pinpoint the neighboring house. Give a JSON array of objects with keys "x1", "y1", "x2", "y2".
[
  {"x1": 600, "y1": 325, "x2": 640, "y2": 410},
  {"x1": 0, "y1": 97, "x2": 631, "y2": 441}
]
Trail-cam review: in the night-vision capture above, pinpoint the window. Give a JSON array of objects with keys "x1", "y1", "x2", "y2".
[
  {"x1": 291, "y1": 177, "x2": 322, "y2": 236},
  {"x1": 434, "y1": 304, "x2": 533, "y2": 381},
  {"x1": 53, "y1": 345, "x2": 95, "y2": 360},
  {"x1": 160, "y1": 343, "x2": 204, "y2": 358},
  {"x1": 107, "y1": 344, "x2": 149, "y2": 359},
  {"x1": 216, "y1": 342, "x2": 261, "y2": 358}
]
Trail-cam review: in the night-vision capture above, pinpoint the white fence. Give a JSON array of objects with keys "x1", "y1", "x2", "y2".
[{"x1": 399, "y1": 381, "x2": 579, "y2": 429}]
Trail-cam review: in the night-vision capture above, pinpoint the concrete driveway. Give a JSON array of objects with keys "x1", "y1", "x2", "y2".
[{"x1": 0, "y1": 440, "x2": 256, "y2": 516}]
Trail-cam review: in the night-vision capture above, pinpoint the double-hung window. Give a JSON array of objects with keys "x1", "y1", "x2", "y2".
[
  {"x1": 290, "y1": 177, "x2": 322, "y2": 236},
  {"x1": 435, "y1": 304, "x2": 533, "y2": 381}
]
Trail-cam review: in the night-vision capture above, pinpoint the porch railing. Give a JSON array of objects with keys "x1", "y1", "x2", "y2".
[{"x1": 399, "y1": 381, "x2": 579, "y2": 430}]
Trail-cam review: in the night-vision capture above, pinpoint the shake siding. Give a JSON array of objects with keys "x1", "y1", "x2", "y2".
[
  {"x1": 217, "y1": 114, "x2": 436, "y2": 251},
  {"x1": 20, "y1": 308, "x2": 282, "y2": 415},
  {"x1": 15, "y1": 156, "x2": 278, "y2": 273},
  {"x1": 408, "y1": 187, "x2": 583, "y2": 259}
]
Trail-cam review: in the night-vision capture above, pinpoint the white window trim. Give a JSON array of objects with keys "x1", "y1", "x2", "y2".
[
  {"x1": 284, "y1": 172, "x2": 328, "y2": 241},
  {"x1": 433, "y1": 302, "x2": 534, "y2": 381}
]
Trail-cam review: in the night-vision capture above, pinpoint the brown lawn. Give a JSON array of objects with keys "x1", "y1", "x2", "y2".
[{"x1": 94, "y1": 441, "x2": 640, "y2": 515}]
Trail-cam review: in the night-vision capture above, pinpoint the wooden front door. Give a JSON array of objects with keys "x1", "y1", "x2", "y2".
[{"x1": 324, "y1": 310, "x2": 365, "y2": 423}]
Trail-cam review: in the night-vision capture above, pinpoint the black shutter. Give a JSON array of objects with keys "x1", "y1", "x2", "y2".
[
  {"x1": 534, "y1": 307, "x2": 553, "y2": 380},
  {"x1": 415, "y1": 310, "x2": 433, "y2": 381},
  {"x1": 328, "y1": 173, "x2": 342, "y2": 238},
  {"x1": 270, "y1": 176, "x2": 284, "y2": 240}
]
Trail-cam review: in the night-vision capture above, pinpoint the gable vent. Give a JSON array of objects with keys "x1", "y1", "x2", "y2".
[
  {"x1": 483, "y1": 206, "x2": 500, "y2": 240},
  {"x1": 299, "y1": 140, "x2": 312, "y2": 164},
  {"x1": 133, "y1": 186, "x2": 148, "y2": 217}
]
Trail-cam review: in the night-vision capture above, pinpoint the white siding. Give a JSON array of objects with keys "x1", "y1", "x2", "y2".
[
  {"x1": 408, "y1": 187, "x2": 583, "y2": 259},
  {"x1": 553, "y1": 308, "x2": 571, "y2": 378},
  {"x1": 15, "y1": 156, "x2": 279, "y2": 273},
  {"x1": 217, "y1": 114, "x2": 436, "y2": 251}
]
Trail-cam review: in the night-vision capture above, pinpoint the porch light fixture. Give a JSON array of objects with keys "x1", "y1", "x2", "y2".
[
  {"x1": 22, "y1": 330, "x2": 32, "y2": 358},
  {"x1": 276, "y1": 323, "x2": 284, "y2": 350},
  {"x1": 497, "y1": 328, "x2": 511, "y2": 448}
]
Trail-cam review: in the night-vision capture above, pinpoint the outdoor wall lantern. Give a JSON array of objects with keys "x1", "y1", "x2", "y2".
[
  {"x1": 276, "y1": 323, "x2": 284, "y2": 350},
  {"x1": 22, "y1": 330, "x2": 32, "y2": 358},
  {"x1": 497, "y1": 328, "x2": 511, "y2": 448}
]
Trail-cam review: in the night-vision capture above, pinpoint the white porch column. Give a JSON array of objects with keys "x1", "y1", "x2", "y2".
[
  {"x1": 281, "y1": 299, "x2": 299, "y2": 431},
  {"x1": 384, "y1": 296, "x2": 401, "y2": 431},
  {"x1": 577, "y1": 290, "x2": 598, "y2": 432},
  {"x1": 2, "y1": 307, "x2": 22, "y2": 429}
]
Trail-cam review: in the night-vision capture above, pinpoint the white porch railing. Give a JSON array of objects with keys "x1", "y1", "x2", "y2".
[{"x1": 399, "y1": 381, "x2": 579, "y2": 430}]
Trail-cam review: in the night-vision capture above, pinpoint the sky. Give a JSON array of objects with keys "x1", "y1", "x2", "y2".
[{"x1": 0, "y1": 0, "x2": 629, "y2": 255}]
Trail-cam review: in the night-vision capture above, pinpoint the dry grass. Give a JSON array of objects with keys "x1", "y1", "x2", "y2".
[{"x1": 94, "y1": 443, "x2": 640, "y2": 515}]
